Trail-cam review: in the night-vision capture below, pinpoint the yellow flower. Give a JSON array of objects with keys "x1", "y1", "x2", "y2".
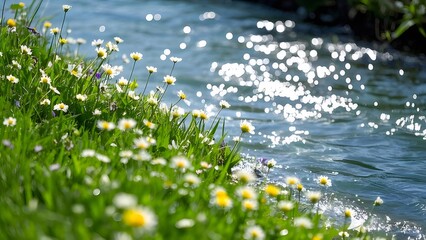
[
  {"x1": 312, "y1": 234, "x2": 323, "y2": 240},
  {"x1": 50, "y1": 27, "x2": 60, "y2": 35},
  {"x1": 43, "y1": 21, "x2": 52, "y2": 29},
  {"x1": 122, "y1": 207, "x2": 157, "y2": 231},
  {"x1": 344, "y1": 208, "x2": 352, "y2": 218},
  {"x1": 7, "y1": 19, "x2": 16, "y2": 28},
  {"x1": 265, "y1": 184, "x2": 280, "y2": 197},
  {"x1": 59, "y1": 38, "x2": 67, "y2": 45},
  {"x1": 210, "y1": 187, "x2": 232, "y2": 209},
  {"x1": 215, "y1": 194, "x2": 232, "y2": 208}
]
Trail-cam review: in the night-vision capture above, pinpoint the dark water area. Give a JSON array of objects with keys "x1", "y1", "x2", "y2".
[{"x1": 20, "y1": 0, "x2": 426, "y2": 238}]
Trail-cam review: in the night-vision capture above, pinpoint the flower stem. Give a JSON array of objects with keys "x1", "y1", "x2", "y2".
[{"x1": 141, "y1": 73, "x2": 152, "y2": 96}]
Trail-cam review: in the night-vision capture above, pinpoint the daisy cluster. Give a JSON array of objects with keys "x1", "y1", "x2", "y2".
[{"x1": 0, "y1": 2, "x2": 385, "y2": 240}]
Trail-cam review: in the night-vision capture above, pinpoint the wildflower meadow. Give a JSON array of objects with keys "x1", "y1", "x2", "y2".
[{"x1": 0, "y1": 1, "x2": 387, "y2": 239}]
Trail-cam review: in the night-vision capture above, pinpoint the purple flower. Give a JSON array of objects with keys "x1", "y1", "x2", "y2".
[
  {"x1": 96, "y1": 72, "x2": 102, "y2": 79},
  {"x1": 258, "y1": 158, "x2": 268, "y2": 166}
]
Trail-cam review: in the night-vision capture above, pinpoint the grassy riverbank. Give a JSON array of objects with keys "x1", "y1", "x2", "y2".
[{"x1": 1, "y1": 1, "x2": 386, "y2": 239}]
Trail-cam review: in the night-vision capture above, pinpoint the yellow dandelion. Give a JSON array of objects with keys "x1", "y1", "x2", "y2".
[
  {"x1": 43, "y1": 21, "x2": 52, "y2": 29},
  {"x1": 344, "y1": 208, "x2": 352, "y2": 218},
  {"x1": 210, "y1": 187, "x2": 232, "y2": 208},
  {"x1": 59, "y1": 38, "x2": 67, "y2": 45},
  {"x1": 7, "y1": 19, "x2": 16, "y2": 28},
  {"x1": 265, "y1": 184, "x2": 280, "y2": 197},
  {"x1": 122, "y1": 207, "x2": 157, "y2": 231},
  {"x1": 312, "y1": 234, "x2": 323, "y2": 240}
]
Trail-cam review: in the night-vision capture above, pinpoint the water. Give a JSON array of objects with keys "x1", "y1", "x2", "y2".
[{"x1": 27, "y1": 0, "x2": 426, "y2": 238}]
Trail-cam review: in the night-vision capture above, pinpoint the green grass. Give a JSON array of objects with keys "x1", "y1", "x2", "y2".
[{"x1": 0, "y1": 1, "x2": 386, "y2": 239}]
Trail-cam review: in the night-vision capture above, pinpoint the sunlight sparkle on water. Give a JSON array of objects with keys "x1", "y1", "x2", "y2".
[{"x1": 209, "y1": 12, "x2": 426, "y2": 150}]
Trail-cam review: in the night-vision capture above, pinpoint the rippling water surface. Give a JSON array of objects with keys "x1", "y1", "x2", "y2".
[{"x1": 35, "y1": 0, "x2": 426, "y2": 238}]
